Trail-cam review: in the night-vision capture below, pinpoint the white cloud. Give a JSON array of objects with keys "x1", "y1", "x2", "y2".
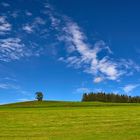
[
  {"x1": 94, "y1": 88, "x2": 103, "y2": 92},
  {"x1": 1, "y1": 2, "x2": 10, "y2": 7},
  {"x1": 0, "y1": 82, "x2": 31, "y2": 97},
  {"x1": 119, "y1": 59, "x2": 140, "y2": 72},
  {"x1": 42, "y1": 2, "x2": 140, "y2": 83},
  {"x1": 0, "y1": 37, "x2": 43, "y2": 62},
  {"x1": 49, "y1": 14, "x2": 60, "y2": 29},
  {"x1": 22, "y1": 17, "x2": 46, "y2": 33},
  {"x1": 11, "y1": 11, "x2": 19, "y2": 18},
  {"x1": 0, "y1": 1, "x2": 139, "y2": 84},
  {"x1": 0, "y1": 38, "x2": 31, "y2": 62},
  {"x1": 34, "y1": 17, "x2": 46, "y2": 25},
  {"x1": 22, "y1": 25, "x2": 33, "y2": 33},
  {"x1": 94, "y1": 77, "x2": 103, "y2": 83},
  {"x1": 25, "y1": 11, "x2": 32, "y2": 16},
  {"x1": 0, "y1": 83, "x2": 9, "y2": 89},
  {"x1": 76, "y1": 87, "x2": 90, "y2": 93},
  {"x1": 0, "y1": 16, "x2": 11, "y2": 34},
  {"x1": 60, "y1": 22, "x2": 123, "y2": 81},
  {"x1": 123, "y1": 84, "x2": 139, "y2": 93},
  {"x1": 3, "y1": 77, "x2": 17, "y2": 82},
  {"x1": 57, "y1": 20, "x2": 140, "y2": 83},
  {"x1": 0, "y1": 83, "x2": 19, "y2": 90}
]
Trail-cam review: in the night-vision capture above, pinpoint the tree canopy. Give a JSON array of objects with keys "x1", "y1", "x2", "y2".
[
  {"x1": 82, "y1": 92, "x2": 140, "y2": 103},
  {"x1": 35, "y1": 92, "x2": 43, "y2": 101}
]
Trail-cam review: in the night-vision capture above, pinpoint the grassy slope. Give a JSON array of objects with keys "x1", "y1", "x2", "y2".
[{"x1": 0, "y1": 101, "x2": 140, "y2": 140}]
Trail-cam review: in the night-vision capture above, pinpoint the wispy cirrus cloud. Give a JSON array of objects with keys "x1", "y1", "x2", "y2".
[
  {"x1": 119, "y1": 59, "x2": 140, "y2": 74},
  {"x1": 22, "y1": 24, "x2": 33, "y2": 33},
  {"x1": 3, "y1": 77, "x2": 17, "y2": 82},
  {"x1": 76, "y1": 87, "x2": 91, "y2": 93},
  {"x1": 0, "y1": 17, "x2": 46, "y2": 62},
  {"x1": 0, "y1": 37, "x2": 43, "y2": 62},
  {"x1": 0, "y1": 38, "x2": 30, "y2": 62},
  {"x1": 22, "y1": 17, "x2": 46, "y2": 34},
  {"x1": 0, "y1": 83, "x2": 19, "y2": 90},
  {"x1": 25, "y1": 11, "x2": 32, "y2": 16},
  {"x1": 1, "y1": 2, "x2": 10, "y2": 7},
  {"x1": 43, "y1": 3, "x2": 140, "y2": 83},
  {"x1": 123, "y1": 84, "x2": 139, "y2": 93},
  {"x1": 58, "y1": 21, "x2": 131, "y2": 82},
  {"x1": 0, "y1": 1, "x2": 139, "y2": 83},
  {"x1": 94, "y1": 77, "x2": 103, "y2": 83},
  {"x1": 0, "y1": 16, "x2": 11, "y2": 34},
  {"x1": 0, "y1": 76, "x2": 31, "y2": 96},
  {"x1": 10, "y1": 11, "x2": 19, "y2": 18}
]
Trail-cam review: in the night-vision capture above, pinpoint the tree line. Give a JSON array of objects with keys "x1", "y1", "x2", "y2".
[{"x1": 82, "y1": 92, "x2": 140, "y2": 103}]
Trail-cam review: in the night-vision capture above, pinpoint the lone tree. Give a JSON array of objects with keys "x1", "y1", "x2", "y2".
[{"x1": 35, "y1": 92, "x2": 43, "y2": 101}]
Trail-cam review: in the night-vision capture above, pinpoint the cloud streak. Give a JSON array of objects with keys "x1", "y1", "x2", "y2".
[
  {"x1": 0, "y1": 38, "x2": 31, "y2": 62},
  {"x1": 58, "y1": 21, "x2": 128, "y2": 82},
  {"x1": 123, "y1": 84, "x2": 139, "y2": 93},
  {"x1": 0, "y1": 83, "x2": 19, "y2": 90},
  {"x1": 0, "y1": 16, "x2": 11, "y2": 34},
  {"x1": 0, "y1": 1, "x2": 139, "y2": 83},
  {"x1": 22, "y1": 25, "x2": 33, "y2": 33},
  {"x1": 44, "y1": 3, "x2": 140, "y2": 82},
  {"x1": 76, "y1": 87, "x2": 91, "y2": 93},
  {"x1": 1, "y1": 2, "x2": 10, "y2": 7}
]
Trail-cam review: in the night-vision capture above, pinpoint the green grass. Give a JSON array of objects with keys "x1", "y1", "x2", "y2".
[{"x1": 0, "y1": 101, "x2": 140, "y2": 140}]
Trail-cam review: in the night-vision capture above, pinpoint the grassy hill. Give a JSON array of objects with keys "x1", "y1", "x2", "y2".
[
  {"x1": 1, "y1": 100, "x2": 140, "y2": 107},
  {"x1": 0, "y1": 101, "x2": 140, "y2": 140}
]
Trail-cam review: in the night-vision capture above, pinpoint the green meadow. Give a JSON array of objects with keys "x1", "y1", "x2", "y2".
[{"x1": 0, "y1": 101, "x2": 140, "y2": 140}]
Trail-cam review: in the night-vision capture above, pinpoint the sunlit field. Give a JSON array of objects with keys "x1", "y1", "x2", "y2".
[{"x1": 0, "y1": 101, "x2": 140, "y2": 140}]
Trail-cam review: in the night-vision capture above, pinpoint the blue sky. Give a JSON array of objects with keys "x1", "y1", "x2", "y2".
[{"x1": 0, "y1": 0, "x2": 140, "y2": 104}]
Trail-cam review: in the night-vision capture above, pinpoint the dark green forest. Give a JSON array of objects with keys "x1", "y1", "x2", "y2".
[{"x1": 82, "y1": 92, "x2": 140, "y2": 103}]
